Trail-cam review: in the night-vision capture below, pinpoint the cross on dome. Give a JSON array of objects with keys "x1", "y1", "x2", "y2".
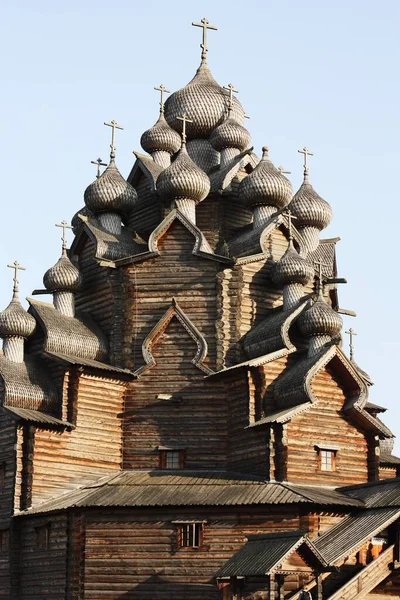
[
  {"x1": 177, "y1": 113, "x2": 193, "y2": 145},
  {"x1": 56, "y1": 220, "x2": 73, "y2": 254},
  {"x1": 104, "y1": 119, "x2": 124, "y2": 160},
  {"x1": 91, "y1": 158, "x2": 107, "y2": 179},
  {"x1": 7, "y1": 260, "x2": 26, "y2": 297},
  {"x1": 345, "y1": 327, "x2": 357, "y2": 361},
  {"x1": 278, "y1": 166, "x2": 291, "y2": 175},
  {"x1": 192, "y1": 17, "x2": 218, "y2": 61},
  {"x1": 223, "y1": 83, "x2": 239, "y2": 111},
  {"x1": 314, "y1": 258, "x2": 330, "y2": 298},
  {"x1": 281, "y1": 208, "x2": 297, "y2": 241},
  {"x1": 298, "y1": 146, "x2": 314, "y2": 181},
  {"x1": 154, "y1": 84, "x2": 170, "y2": 113}
]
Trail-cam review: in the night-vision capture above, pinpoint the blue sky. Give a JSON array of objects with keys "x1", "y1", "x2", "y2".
[{"x1": 0, "y1": 1, "x2": 399, "y2": 448}]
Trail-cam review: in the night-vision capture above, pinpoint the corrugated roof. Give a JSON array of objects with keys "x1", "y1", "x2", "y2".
[
  {"x1": 314, "y1": 507, "x2": 400, "y2": 564},
  {"x1": 216, "y1": 531, "x2": 307, "y2": 577},
  {"x1": 4, "y1": 406, "x2": 73, "y2": 429},
  {"x1": 380, "y1": 453, "x2": 400, "y2": 466},
  {"x1": 342, "y1": 477, "x2": 400, "y2": 508},
  {"x1": 46, "y1": 351, "x2": 134, "y2": 376},
  {"x1": 17, "y1": 471, "x2": 362, "y2": 516}
]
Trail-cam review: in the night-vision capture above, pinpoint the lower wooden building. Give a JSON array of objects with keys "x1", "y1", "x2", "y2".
[{"x1": 1, "y1": 16, "x2": 400, "y2": 600}]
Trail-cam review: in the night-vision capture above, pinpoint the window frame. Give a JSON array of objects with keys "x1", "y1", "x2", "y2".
[
  {"x1": 316, "y1": 446, "x2": 337, "y2": 472},
  {"x1": 173, "y1": 521, "x2": 205, "y2": 550},
  {"x1": 159, "y1": 448, "x2": 185, "y2": 469},
  {"x1": 35, "y1": 524, "x2": 51, "y2": 550},
  {"x1": 0, "y1": 529, "x2": 9, "y2": 553},
  {"x1": 0, "y1": 462, "x2": 5, "y2": 489}
]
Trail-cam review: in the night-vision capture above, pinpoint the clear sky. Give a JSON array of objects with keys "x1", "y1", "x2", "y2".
[{"x1": 0, "y1": 1, "x2": 399, "y2": 449}]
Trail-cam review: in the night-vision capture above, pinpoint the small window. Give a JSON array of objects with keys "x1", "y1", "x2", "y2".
[
  {"x1": 319, "y1": 449, "x2": 336, "y2": 472},
  {"x1": 0, "y1": 463, "x2": 5, "y2": 489},
  {"x1": 177, "y1": 523, "x2": 204, "y2": 548},
  {"x1": 159, "y1": 449, "x2": 185, "y2": 469},
  {"x1": 0, "y1": 529, "x2": 9, "y2": 552},
  {"x1": 35, "y1": 524, "x2": 51, "y2": 550}
]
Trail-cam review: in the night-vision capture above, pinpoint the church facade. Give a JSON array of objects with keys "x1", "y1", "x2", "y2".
[{"x1": 0, "y1": 17, "x2": 400, "y2": 600}]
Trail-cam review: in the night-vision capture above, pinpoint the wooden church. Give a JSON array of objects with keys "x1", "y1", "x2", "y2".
[{"x1": 1, "y1": 16, "x2": 400, "y2": 600}]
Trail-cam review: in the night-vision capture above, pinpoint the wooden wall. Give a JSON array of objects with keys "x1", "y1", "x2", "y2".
[
  {"x1": 30, "y1": 370, "x2": 124, "y2": 506},
  {"x1": 0, "y1": 408, "x2": 17, "y2": 599},
  {"x1": 286, "y1": 365, "x2": 369, "y2": 486}
]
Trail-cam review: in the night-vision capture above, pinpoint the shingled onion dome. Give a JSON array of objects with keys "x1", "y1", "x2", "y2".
[
  {"x1": 210, "y1": 112, "x2": 251, "y2": 169},
  {"x1": 43, "y1": 248, "x2": 82, "y2": 318},
  {"x1": 239, "y1": 147, "x2": 293, "y2": 228},
  {"x1": 0, "y1": 264, "x2": 36, "y2": 363},
  {"x1": 272, "y1": 241, "x2": 314, "y2": 311},
  {"x1": 298, "y1": 288, "x2": 343, "y2": 357},
  {"x1": 156, "y1": 129, "x2": 210, "y2": 224},
  {"x1": 164, "y1": 60, "x2": 245, "y2": 139},
  {"x1": 141, "y1": 112, "x2": 181, "y2": 169},
  {"x1": 289, "y1": 163, "x2": 332, "y2": 254}
]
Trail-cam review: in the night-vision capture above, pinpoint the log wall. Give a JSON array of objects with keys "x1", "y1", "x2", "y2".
[
  {"x1": 286, "y1": 366, "x2": 369, "y2": 485},
  {"x1": 0, "y1": 408, "x2": 17, "y2": 599},
  {"x1": 31, "y1": 370, "x2": 124, "y2": 505}
]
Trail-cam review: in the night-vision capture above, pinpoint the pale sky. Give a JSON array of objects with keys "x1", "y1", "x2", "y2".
[{"x1": 0, "y1": 0, "x2": 399, "y2": 450}]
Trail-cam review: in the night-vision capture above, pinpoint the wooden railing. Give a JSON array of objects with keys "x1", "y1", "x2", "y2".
[{"x1": 326, "y1": 544, "x2": 394, "y2": 600}]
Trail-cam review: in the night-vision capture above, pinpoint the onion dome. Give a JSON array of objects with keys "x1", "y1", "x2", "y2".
[
  {"x1": 290, "y1": 177, "x2": 332, "y2": 230},
  {"x1": 239, "y1": 147, "x2": 293, "y2": 209},
  {"x1": 156, "y1": 144, "x2": 210, "y2": 203},
  {"x1": 298, "y1": 296, "x2": 342, "y2": 338},
  {"x1": 0, "y1": 295, "x2": 35, "y2": 339},
  {"x1": 272, "y1": 241, "x2": 314, "y2": 287},
  {"x1": 210, "y1": 116, "x2": 251, "y2": 152},
  {"x1": 84, "y1": 160, "x2": 137, "y2": 216},
  {"x1": 141, "y1": 113, "x2": 181, "y2": 155},
  {"x1": 164, "y1": 61, "x2": 245, "y2": 139},
  {"x1": 43, "y1": 251, "x2": 82, "y2": 293}
]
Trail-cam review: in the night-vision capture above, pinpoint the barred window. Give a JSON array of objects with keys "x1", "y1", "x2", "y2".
[
  {"x1": 159, "y1": 449, "x2": 184, "y2": 469},
  {"x1": 176, "y1": 523, "x2": 204, "y2": 548}
]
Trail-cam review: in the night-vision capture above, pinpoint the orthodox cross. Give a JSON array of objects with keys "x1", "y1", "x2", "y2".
[
  {"x1": 281, "y1": 209, "x2": 297, "y2": 241},
  {"x1": 104, "y1": 119, "x2": 124, "y2": 159},
  {"x1": 192, "y1": 18, "x2": 218, "y2": 60},
  {"x1": 223, "y1": 83, "x2": 239, "y2": 111},
  {"x1": 314, "y1": 259, "x2": 330, "y2": 297},
  {"x1": 56, "y1": 219, "x2": 73, "y2": 253},
  {"x1": 298, "y1": 146, "x2": 314, "y2": 179},
  {"x1": 345, "y1": 328, "x2": 357, "y2": 361},
  {"x1": 7, "y1": 260, "x2": 25, "y2": 296},
  {"x1": 91, "y1": 157, "x2": 107, "y2": 179},
  {"x1": 278, "y1": 166, "x2": 291, "y2": 175},
  {"x1": 154, "y1": 84, "x2": 170, "y2": 113},
  {"x1": 177, "y1": 114, "x2": 193, "y2": 144}
]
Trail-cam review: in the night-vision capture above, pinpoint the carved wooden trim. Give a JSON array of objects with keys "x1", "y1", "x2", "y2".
[{"x1": 136, "y1": 299, "x2": 214, "y2": 376}]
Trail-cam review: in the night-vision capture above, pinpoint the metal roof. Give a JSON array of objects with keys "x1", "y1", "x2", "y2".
[
  {"x1": 314, "y1": 507, "x2": 400, "y2": 564},
  {"x1": 216, "y1": 531, "x2": 307, "y2": 577},
  {"x1": 17, "y1": 471, "x2": 362, "y2": 516},
  {"x1": 4, "y1": 406, "x2": 73, "y2": 429},
  {"x1": 342, "y1": 477, "x2": 400, "y2": 508}
]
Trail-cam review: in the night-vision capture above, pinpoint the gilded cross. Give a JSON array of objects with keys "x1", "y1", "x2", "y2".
[
  {"x1": 223, "y1": 83, "x2": 239, "y2": 111},
  {"x1": 192, "y1": 17, "x2": 218, "y2": 60},
  {"x1": 345, "y1": 328, "x2": 357, "y2": 361},
  {"x1": 56, "y1": 220, "x2": 73, "y2": 252},
  {"x1": 104, "y1": 119, "x2": 124, "y2": 159},
  {"x1": 7, "y1": 260, "x2": 26, "y2": 295},
  {"x1": 298, "y1": 146, "x2": 314, "y2": 180},
  {"x1": 177, "y1": 113, "x2": 193, "y2": 145},
  {"x1": 281, "y1": 208, "x2": 297, "y2": 241},
  {"x1": 91, "y1": 158, "x2": 107, "y2": 179},
  {"x1": 154, "y1": 84, "x2": 170, "y2": 113}
]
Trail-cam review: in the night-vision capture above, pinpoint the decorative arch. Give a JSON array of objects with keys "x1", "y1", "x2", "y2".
[{"x1": 135, "y1": 298, "x2": 214, "y2": 376}]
